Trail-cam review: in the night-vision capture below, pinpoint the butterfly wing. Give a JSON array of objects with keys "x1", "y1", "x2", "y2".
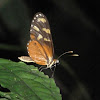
[
  {"x1": 29, "y1": 12, "x2": 54, "y2": 65},
  {"x1": 18, "y1": 40, "x2": 48, "y2": 65},
  {"x1": 27, "y1": 40, "x2": 47, "y2": 65},
  {"x1": 18, "y1": 56, "x2": 34, "y2": 62}
]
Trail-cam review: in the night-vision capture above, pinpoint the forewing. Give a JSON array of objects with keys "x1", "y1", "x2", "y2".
[{"x1": 29, "y1": 12, "x2": 54, "y2": 63}]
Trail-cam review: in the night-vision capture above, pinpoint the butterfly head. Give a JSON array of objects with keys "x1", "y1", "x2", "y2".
[{"x1": 54, "y1": 59, "x2": 59, "y2": 65}]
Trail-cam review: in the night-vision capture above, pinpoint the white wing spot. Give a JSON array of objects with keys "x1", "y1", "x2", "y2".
[
  {"x1": 34, "y1": 17, "x2": 36, "y2": 19},
  {"x1": 31, "y1": 24, "x2": 33, "y2": 27},
  {"x1": 36, "y1": 15, "x2": 38, "y2": 17},
  {"x1": 32, "y1": 20, "x2": 34, "y2": 22},
  {"x1": 30, "y1": 29, "x2": 32, "y2": 32},
  {"x1": 39, "y1": 14, "x2": 42, "y2": 16},
  {"x1": 27, "y1": 42, "x2": 29, "y2": 45}
]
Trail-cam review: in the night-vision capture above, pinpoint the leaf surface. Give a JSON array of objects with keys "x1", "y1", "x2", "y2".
[{"x1": 0, "y1": 58, "x2": 62, "y2": 100}]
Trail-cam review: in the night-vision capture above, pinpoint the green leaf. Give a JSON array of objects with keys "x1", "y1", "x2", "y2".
[{"x1": 0, "y1": 58, "x2": 62, "y2": 100}]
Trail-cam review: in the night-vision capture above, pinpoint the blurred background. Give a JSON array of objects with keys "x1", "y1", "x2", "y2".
[{"x1": 0, "y1": 0, "x2": 96, "y2": 100}]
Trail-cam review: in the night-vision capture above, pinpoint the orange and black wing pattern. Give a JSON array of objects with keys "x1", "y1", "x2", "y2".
[
  {"x1": 27, "y1": 12, "x2": 54, "y2": 65},
  {"x1": 18, "y1": 12, "x2": 78, "y2": 67}
]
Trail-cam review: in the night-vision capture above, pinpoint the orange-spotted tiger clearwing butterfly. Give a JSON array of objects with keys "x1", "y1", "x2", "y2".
[{"x1": 18, "y1": 12, "x2": 79, "y2": 70}]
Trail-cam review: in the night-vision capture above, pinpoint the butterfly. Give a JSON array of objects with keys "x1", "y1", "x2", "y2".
[{"x1": 18, "y1": 12, "x2": 78, "y2": 69}]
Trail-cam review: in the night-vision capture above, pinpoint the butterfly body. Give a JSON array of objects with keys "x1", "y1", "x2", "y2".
[{"x1": 18, "y1": 12, "x2": 59, "y2": 68}]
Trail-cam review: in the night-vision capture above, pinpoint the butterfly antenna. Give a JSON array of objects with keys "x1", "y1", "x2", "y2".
[{"x1": 57, "y1": 51, "x2": 79, "y2": 60}]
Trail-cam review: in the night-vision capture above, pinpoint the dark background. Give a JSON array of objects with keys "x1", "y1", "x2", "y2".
[{"x1": 0, "y1": 0, "x2": 96, "y2": 100}]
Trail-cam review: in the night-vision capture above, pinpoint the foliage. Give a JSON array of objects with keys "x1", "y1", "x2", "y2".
[{"x1": 0, "y1": 58, "x2": 62, "y2": 100}]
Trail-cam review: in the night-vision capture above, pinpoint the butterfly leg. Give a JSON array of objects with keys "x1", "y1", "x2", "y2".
[
  {"x1": 50, "y1": 64, "x2": 56, "y2": 78},
  {"x1": 39, "y1": 67, "x2": 49, "y2": 72},
  {"x1": 39, "y1": 66, "x2": 48, "y2": 72},
  {"x1": 39, "y1": 66, "x2": 44, "y2": 71}
]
